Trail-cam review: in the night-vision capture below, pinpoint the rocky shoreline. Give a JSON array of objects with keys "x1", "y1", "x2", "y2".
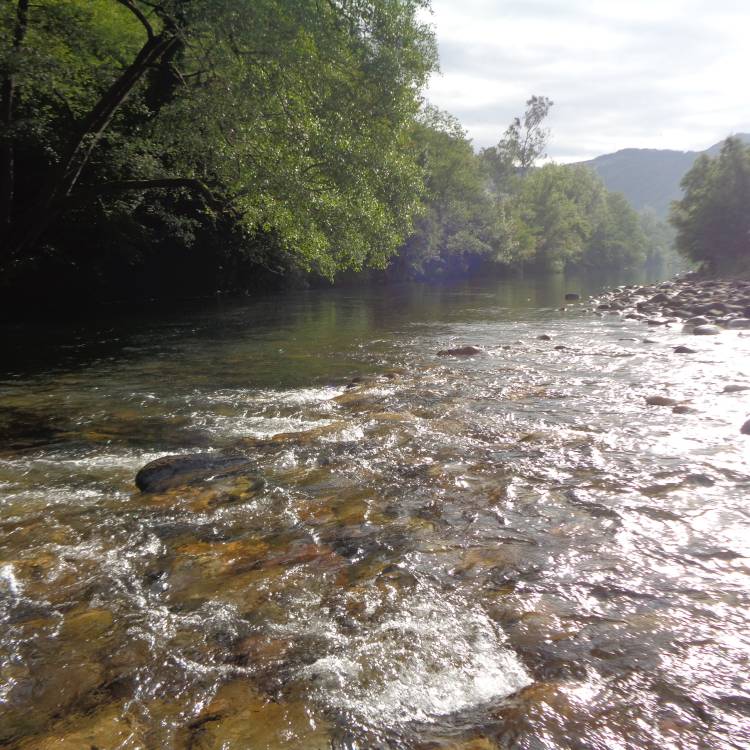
[
  {"x1": 585, "y1": 274, "x2": 750, "y2": 434},
  {"x1": 585, "y1": 274, "x2": 750, "y2": 333},
  {"x1": 433, "y1": 273, "x2": 750, "y2": 435}
]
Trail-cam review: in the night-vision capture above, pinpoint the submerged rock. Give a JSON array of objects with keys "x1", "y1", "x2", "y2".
[
  {"x1": 727, "y1": 318, "x2": 750, "y2": 329},
  {"x1": 537, "y1": 334, "x2": 552, "y2": 341},
  {"x1": 645, "y1": 396, "x2": 679, "y2": 407},
  {"x1": 673, "y1": 405, "x2": 698, "y2": 414},
  {"x1": 437, "y1": 345, "x2": 483, "y2": 357},
  {"x1": 674, "y1": 346, "x2": 697, "y2": 354},
  {"x1": 14, "y1": 702, "x2": 145, "y2": 750},
  {"x1": 742, "y1": 419, "x2": 750, "y2": 435},
  {"x1": 176, "y1": 680, "x2": 331, "y2": 750},
  {"x1": 564, "y1": 292, "x2": 580, "y2": 301},
  {"x1": 135, "y1": 453, "x2": 252, "y2": 493},
  {"x1": 722, "y1": 384, "x2": 750, "y2": 394}
]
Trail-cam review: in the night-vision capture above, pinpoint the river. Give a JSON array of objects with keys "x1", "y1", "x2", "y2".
[{"x1": 1, "y1": 273, "x2": 749, "y2": 749}]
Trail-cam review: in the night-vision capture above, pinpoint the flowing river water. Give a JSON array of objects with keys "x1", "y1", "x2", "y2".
[{"x1": 0, "y1": 274, "x2": 749, "y2": 749}]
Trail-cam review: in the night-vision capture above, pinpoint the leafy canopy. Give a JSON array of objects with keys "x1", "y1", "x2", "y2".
[{"x1": 670, "y1": 137, "x2": 750, "y2": 273}]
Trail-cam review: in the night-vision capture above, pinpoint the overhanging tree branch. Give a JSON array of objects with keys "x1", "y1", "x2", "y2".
[
  {"x1": 0, "y1": 0, "x2": 30, "y2": 237},
  {"x1": 115, "y1": 0, "x2": 155, "y2": 40},
  {"x1": 71, "y1": 178, "x2": 227, "y2": 212}
]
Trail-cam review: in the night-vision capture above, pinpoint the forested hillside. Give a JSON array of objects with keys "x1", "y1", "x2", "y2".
[
  {"x1": 579, "y1": 134, "x2": 750, "y2": 217},
  {"x1": 1, "y1": 1, "x2": 678, "y2": 313}
]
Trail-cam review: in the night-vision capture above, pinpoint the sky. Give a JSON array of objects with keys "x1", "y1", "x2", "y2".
[{"x1": 421, "y1": 0, "x2": 750, "y2": 162}]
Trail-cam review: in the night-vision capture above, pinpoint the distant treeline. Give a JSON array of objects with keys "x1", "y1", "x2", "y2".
[{"x1": 0, "y1": 1, "x2": 727, "y2": 313}]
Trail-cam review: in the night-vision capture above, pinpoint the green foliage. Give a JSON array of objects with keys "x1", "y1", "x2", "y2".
[
  {"x1": 506, "y1": 164, "x2": 647, "y2": 273},
  {"x1": 1, "y1": 0, "x2": 437, "y2": 303},
  {"x1": 0, "y1": 2, "x2": 666, "y2": 306},
  {"x1": 639, "y1": 208, "x2": 680, "y2": 270},
  {"x1": 669, "y1": 137, "x2": 750, "y2": 273},
  {"x1": 390, "y1": 98, "x2": 654, "y2": 279},
  {"x1": 481, "y1": 95, "x2": 553, "y2": 188},
  {"x1": 390, "y1": 107, "x2": 511, "y2": 278},
  {"x1": 514, "y1": 164, "x2": 593, "y2": 271}
]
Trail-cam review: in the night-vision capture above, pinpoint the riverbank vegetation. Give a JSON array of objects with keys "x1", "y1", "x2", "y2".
[
  {"x1": 669, "y1": 136, "x2": 750, "y2": 276},
  {"x1": 1, "y1": 0, "x2": 685, "y2": 312}
]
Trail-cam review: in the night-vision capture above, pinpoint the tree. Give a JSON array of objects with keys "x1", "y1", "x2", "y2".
[
  {"x1": 0, "y1": 0, "x2": 437, "y2": 285},
  {"x1": 669, "y1": 137, "x2": 750, "y2": 273},
  {"x1": 508, "y1": 164, "x2": 647, "y2": 273},
  {"x1": 584, "y1": 191, "x2": 647, "y2": 270},
  {"x1": 481, "y1": 95, "x2": 553, "y2": 189},
  {"x1": 391, "y1": 106, "x2": 510, "y2": 278},
  {"x1": 513, "y1": 164, "x2": 590, "y2": 271}
]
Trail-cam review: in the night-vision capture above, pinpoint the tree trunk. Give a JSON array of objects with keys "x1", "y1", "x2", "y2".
[{"x1": 0, "y1": 0, "x2": 30, "y2": 242}]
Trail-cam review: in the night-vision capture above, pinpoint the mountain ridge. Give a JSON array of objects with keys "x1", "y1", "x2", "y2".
[{"x1": 575, "y1": 134, "x2": 750, "y2": 217}]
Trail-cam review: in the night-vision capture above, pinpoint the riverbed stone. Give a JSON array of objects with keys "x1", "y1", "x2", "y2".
[
  {"x1": 437, "y1": 345, "x2": 484, "y2": 357},
  {"x1": 741, "y1": 419, "x2": 750, "y2": 435},
  {"x1": 722, "y1": 384, "x2": 750, "y2": 394},
  {"x1": 693, "y1": 325, "x2": 721, "y2": 336},
  {"x1": 564, "y1": 293, "x2": 580, "y2": 300},
  {"x1": 649, "y1": 293, "x2": 672, "y2": 303},
  {"x1": 727, "y1": 318, "x2": 750, "y2": 329},
  {"x1": 176, "y1": 680, "x2": 331, "y2": 750},
  {"x1": 645, "y1": 396, "x2": 679, "y2": 407},
  {"x1": 673, "y1": 405, "x2": 699, "y2": 414},
  {"x1": 15, "y1": 702, "x2": 145, "y2": 750},
  {"x1": 135, "y1": 452, "x2": 253, "y2": 493},
  {"x1": 674, "y1": 346, "x2": 697, "y2": 354}
]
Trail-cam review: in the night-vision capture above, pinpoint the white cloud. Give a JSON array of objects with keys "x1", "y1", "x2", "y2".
[{"x1": 421, "y1": 0, "x2": 750, "y2": 160}]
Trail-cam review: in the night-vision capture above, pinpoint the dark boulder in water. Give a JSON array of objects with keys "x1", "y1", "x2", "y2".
[
  {"x1": 135, "y1": 453, "x2": 253, "y2": 493},
  {"x1": 565, "y1": 293, "x2": 580, "y2": 301},
  {"x1": 741, "y1": 419, "x2": 750, "y2": 435},
  {"x1": 437, "y1": 345, "x2": 483, "y2": 357},
  {"x1": 674, "y1": 346, "x2": 697, "y2": 354}
]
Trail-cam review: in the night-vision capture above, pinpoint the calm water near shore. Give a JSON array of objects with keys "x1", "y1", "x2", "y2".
[{"x1": 1, "y1": 272, "x2": 749, "y2": 749}]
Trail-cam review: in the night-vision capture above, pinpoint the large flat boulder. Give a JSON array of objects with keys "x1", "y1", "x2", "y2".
[{"x1": 135, "y1": 453, "x2": 252, "y2": 493}]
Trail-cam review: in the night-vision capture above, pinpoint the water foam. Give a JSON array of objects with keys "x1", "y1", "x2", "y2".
[{"x1": 295, "y1": 588, "x2": 532, "y2": 725}]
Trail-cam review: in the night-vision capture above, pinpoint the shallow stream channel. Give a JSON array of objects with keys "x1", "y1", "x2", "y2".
[{"x1": 1, "y1": 274, "x2": 749, "y2": 749}]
